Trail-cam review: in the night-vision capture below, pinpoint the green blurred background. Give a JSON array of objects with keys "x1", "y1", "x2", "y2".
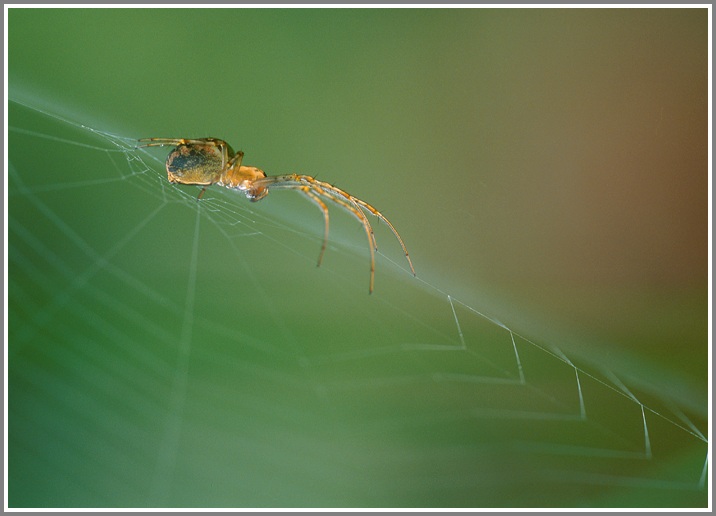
[{"x1": 8, "y1": 8, "x2": 708, "y2": 508}]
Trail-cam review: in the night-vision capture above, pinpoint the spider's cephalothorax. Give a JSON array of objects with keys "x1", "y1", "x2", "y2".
[
  {"x1": 138, "y1": 137, "x2": 415, "y2": 293},
  {"x1": 218, "y1": 164, "x2": 268, "y2": 201}
]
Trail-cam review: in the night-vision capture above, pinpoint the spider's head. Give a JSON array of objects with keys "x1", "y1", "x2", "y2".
[{"x1": 237, "y1": 166, "x2": 269, "y2": 202}]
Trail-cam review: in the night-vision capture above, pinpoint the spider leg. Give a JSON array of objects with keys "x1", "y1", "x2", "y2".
[
  {"x1": 305, "y1": 181, "x2": 378, "y2": 252},
  {"x1": 281, "y1": 183, "x2": 372, "y2": 290},
  {"x1": 138, "y1": 137, "x2": 211, "y2": 148},
  {"x1": 253, "y1": 175, "x2": 376, "y2": 292},
  {"x1": 138, "y1": 137, "x2": 229, "y2": 147},
  {"x1": 138, "y1": 138, "x2": 233, "y2": 170},
  {"x1": 297, "y1": 187, "x2": 330, "y2": 267},
  {"x1": 137, "y1": 137, "x2": 184, "y2": 147},
  {"x1": 304, "y1": 178, "x2": 414, "y2": 277},
  {"x1": 253, "y1": 173, "x2": 416, "y2": 293},
  {"x1": 350, "y1": 198, "x2": 416, "y2": 277},
  {"x1": 227, "y1": 150, "x2": 244, "y2": 169},
  {"x1": 300, "y1": 180, "x2": 376, "y2": 293}
]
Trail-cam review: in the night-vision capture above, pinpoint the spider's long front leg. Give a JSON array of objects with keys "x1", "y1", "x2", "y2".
[
  {"x1": 350, "y1": 198, "x2": 415, "y2": 277},
  {"x1": 304, "y1": 184, "x2": 384, "y2": 293},
  {"x1": 306, "y1": 182, "x2": 378, "y2": 252},
  {"x1": 253, "y1": 174, "x2": 416, "y2": 292},
  {"x1": 297, "y1": 187, "x2": 330, "y2": 268},
  {"x1": 253, "y1": 174, "x2": 378, "y2": 293},
  {"x1": 303, "y1": 183, "x2": 385, "y2": 293},
  {"x1": 284, "y1": 184, "x2": 375, "y2": 292},
  {"x1": 307, "y1": 179, "x2": 415, "y2": 277}
]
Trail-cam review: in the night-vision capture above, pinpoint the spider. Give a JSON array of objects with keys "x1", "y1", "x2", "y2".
[{"x1": 138, "y1": 137, "x2": 415, "y2": 293}]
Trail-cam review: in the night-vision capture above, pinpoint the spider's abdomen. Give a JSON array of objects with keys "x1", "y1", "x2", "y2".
[{"x1": 166, "y1": 143, "x2": 228, "y2": 185}]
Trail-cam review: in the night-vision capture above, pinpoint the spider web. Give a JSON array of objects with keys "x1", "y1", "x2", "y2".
[{"x1": 6, "y1": 98, "x2": 709, "y2": 508}]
